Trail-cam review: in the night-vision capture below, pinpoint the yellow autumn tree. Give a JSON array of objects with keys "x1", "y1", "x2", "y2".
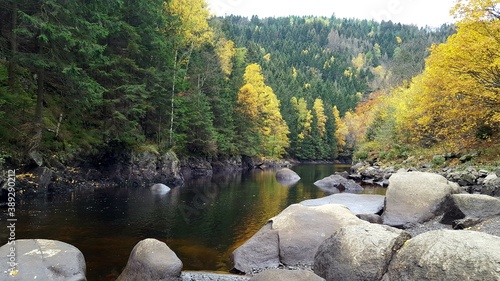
[
  {"x1": 237, "y1": 63, "x2": 290, "y2": 157},
  {"x1": 312, "y1": 98, "x2": 327, "y2": 137},
  {"x1": 167, "y1": 0, "x2": 214, "y2": 49},
  {"x1": 164, "y1": 0, "x2": 214, "y2": 145},
  {"x1": 399, "y1": 0, "x2": 500, "y2": 149},
  {"x1": 333, "y1": 106, "x2": 348, "y2": 154},
  {"x1": 291, "y1": 97, "x2": 312, "y2": 140},
  {"x1": 215, "y1": 38, "x2": 236, "y2": 77}
]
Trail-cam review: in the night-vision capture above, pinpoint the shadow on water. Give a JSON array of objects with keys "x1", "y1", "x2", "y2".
[{"x1": 9, "y1": 164, "x2": 383, "y2": 280}]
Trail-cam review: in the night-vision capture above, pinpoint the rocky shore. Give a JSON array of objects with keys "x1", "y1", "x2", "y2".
[
  {"x1": 0, "y1": 151, "x2": 294, "y2": 201},
  {"x1": 1, "y1": 162, "x2": 499, "y2": 280}
]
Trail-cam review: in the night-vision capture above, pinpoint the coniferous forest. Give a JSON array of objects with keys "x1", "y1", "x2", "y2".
[{"x1": 1, "y1": 0, "x2": 496, "y2": 166}]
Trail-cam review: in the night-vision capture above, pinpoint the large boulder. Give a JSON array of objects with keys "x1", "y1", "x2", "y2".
[
  {"x1": 232, "y1": 204, "x2": 363, "y2": 273},
  {"x1": 275, "y1": 168, "x2": 300, "y2": 186},
  {"x1": 300, "y1": 193, "x2": 385, "y2": 214},
  {"x1": 116, "y1": 238, "x2": 182, "y2": 281},
  {"x1": 0, "y1": 239, "x2": 86, "y2": 280},
  {"x1": 441, "y1": 194, "x2": 500, "y2": 225},
  {"x1": 249, "y1": 269, "x2": 325, "y2": 281},
  {"x1": 385, "y1": 230, "x2": 500, "y2": 281},
  {"x1": 273, "y1": 204, "x2": 363, "y2": 266},
  {"x1": 231, "y1": 222, "x2": 280, "y2": 274},
  {"x1": 313, "y1": 175, "x2": 363, "y2": 193},
  {"x1": 314, "y1": 224, "x2": 410, "y2": 281},
  {"x1": 382, "y1": 171, "x2": 462, "y2": 226}
]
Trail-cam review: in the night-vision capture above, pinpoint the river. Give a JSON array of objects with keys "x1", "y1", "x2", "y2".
[{"x1": 9, "y1": 164, "x2": 385, "y2": 280}]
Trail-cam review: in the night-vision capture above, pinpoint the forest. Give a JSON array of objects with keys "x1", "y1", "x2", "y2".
[{"x1": 0, "y1": 0, "x2": 496, "y2": 166}]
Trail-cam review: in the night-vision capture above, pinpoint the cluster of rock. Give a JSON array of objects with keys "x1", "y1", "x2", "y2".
[
  {"x1": 350, "y1": 162, "x2": 500, "y2": 196},
  {"x1": 3, "y1": 167, "x2": 500, "y2": 280},
  {"x1": 231, "y1": 169, "x2": 500, "y2": 280}
]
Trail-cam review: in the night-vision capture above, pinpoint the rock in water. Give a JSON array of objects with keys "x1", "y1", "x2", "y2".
[
  {"x1": 313, "y1": 175, "x2": 363, "y2": 193},
  {"x1": 150, "y1": 183, "x2": 171, "y2": 195},
  {"x1": 385, "y1": 230, "x2": 500, "y2": 281},
  {"x1": 0, "y1": 239, "x2": 87, "y2": 281},
  {"x1": 275, "y1": 168, "x2": 300, "y2": 186},
  {"x1": 116, "y1": 238, "x2": 182, "y2": 281}
]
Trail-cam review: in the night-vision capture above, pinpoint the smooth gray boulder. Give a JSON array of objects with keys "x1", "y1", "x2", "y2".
[
  {"x1": 0, "y1": 239, "x2": 86, "y2": 281},
  {"x1": 314, "y1": 224, "x2": 410, "y2": 281},
  {"x1": 441, "y1": 193, "x2": 500, "y2": 225},
  {"x1": 275, "y1": 168, "x2": 300, "y2": 186},
  {"x1": 232, "y1": 204, "x2": 363, "y2": 273},
  {"x1": 301, "y1": 193, "x2": 385, "y2": 214},
  {"x1": 314, "y1": 175, "x2": 363, "y2": 193},
  {"x1": 116, "y1": 238, "x2": 182, "y2": 281},
  {"x1": 276, "y1": 168, "x2": 300, "y2": 181},
  {"x1": 273, "y1": 204, "x2": 364, "y2": 266},
  {"x1": 382, "y1": 171, "x2": 462, "y2": 226},
  {"x1": 385, "y1": 230, "x2": 500, "y2": 281},
  {"x1": 231, "y1": 222, "x2": 280, "y2": 274},
  {"x1": 249, "y1": 269, "x2": 325, "y2": 281}
]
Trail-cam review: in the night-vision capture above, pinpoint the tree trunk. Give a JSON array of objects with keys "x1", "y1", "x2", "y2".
[
  {"x1": 169, "y1": 50, "x2": 178, "y2": 146},
  {"x1": 7, "y1": 1, "x2": 18, "y2": 89}
]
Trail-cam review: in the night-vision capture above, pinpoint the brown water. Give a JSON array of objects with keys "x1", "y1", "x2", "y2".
[{"x1": 4, "y1": 164, "x2": 385, "y2": 280}]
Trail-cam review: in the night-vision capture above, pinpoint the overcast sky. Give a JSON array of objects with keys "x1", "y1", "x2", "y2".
[{"x1": 206, "y1": 0, "x2": 457, "y2": 27}]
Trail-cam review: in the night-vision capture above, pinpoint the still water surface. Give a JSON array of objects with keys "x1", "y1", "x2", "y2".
[{"x1": 10, "y1": 164, "x2": 385, "y2": 280}]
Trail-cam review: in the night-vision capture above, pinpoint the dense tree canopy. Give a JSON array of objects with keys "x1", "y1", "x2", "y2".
[{"x1": 0, "y1": 0, "x2": 455, "y2": 163}]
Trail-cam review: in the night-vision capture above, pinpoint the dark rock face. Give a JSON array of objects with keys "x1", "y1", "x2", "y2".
[
  {"x1": 382, "y1": 171, "x2": 462, "y2": 226},
  {"x1": 0, "y1": 239, "x2": 87, "y2": 281},
  {"x1": 249, "y1": 269, "x2": 325, "y2": 281},
  {"x1": 314, "y1": 224, "x2": 411, "y2": 281},
  {"x1": 116, "y1": 238, "x2": 183, "y2": 281},
  {"x1": 385, "y1": 230, "x2": 500, "y2": 281},
  {"x1": 313, "y1": 175, "x2": 363, "y2": 193}
]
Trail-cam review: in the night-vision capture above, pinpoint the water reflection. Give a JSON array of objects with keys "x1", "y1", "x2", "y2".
[{"x1": 9, "y1": 164, "x2": 378, "y2": 280}]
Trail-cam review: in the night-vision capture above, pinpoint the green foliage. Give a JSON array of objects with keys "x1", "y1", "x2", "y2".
[{"x1": 0, "y1": 1, "x2": 453, "y2": 162}]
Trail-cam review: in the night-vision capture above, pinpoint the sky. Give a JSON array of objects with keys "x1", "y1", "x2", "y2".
[{"x1": 205, "y1": 0, "x2": 457, "y2": 27}]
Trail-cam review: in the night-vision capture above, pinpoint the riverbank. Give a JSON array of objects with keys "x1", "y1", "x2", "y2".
[{"x1": 0, "y1": 151, "x2": 295, "y2": 201}]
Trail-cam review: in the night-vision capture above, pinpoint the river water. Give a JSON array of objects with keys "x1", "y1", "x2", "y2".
[{"x1": 8, "y1": 164, "x2": 385, "y2": 280}]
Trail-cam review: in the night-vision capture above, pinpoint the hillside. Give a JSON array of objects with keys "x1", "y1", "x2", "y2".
[{"x1": 0, "y1": 0, "x2": 454, "y2": 166}]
